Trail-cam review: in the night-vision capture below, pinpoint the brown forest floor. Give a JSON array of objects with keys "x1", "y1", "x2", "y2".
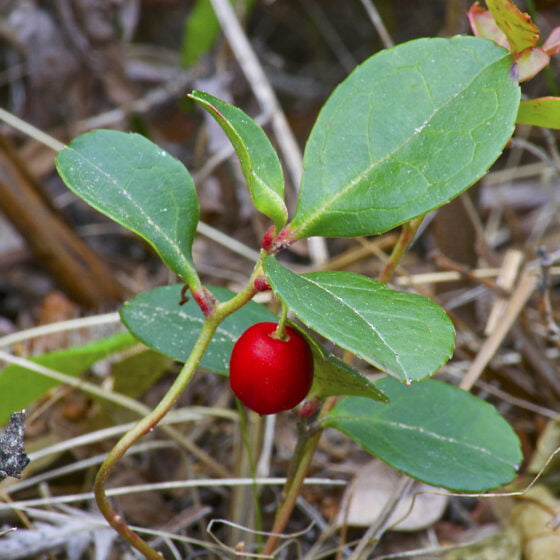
[{"x1": 2, "y1": 1, "x2": 560, "y2": 559}]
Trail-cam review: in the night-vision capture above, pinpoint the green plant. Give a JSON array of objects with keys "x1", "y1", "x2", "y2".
[
  {"x1": 181, "y1": 0, "x2": 255, "y2": 67},
  {"x1": 229, "y1": 321, "x2": 314, "y2": 415},
  {"x1": 34, "y1": 1, "x2": 560, "y2": 556}
]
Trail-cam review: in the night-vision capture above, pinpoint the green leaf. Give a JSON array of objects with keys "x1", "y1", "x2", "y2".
[
  {"x1": 120, "y1": 284, "x2": 277, "y2": 374},
  {"x1": 101, "y1": 349, "x2": 173, "y2": 422},
  {"x1": 190, "y1": 90, "x2": 287, "y2": 230},
  {"x1": 0, "y1": 332, "x2": 136, "y2": 425},
  {"x1": 289, "y1": 36, "x2": 520, "y2": 239},
  {"x1": 324, "y1": 377, "x2": 522, "y2": 492},
  {"x1": 312, "y1": 351, "x2": 388, "y2": 403},
  {"x1": 517, "y1": 97, "x2": 560, "y2": 129},
  {"x1": 263, "y1": 257, "x2": 454, "y2": 383},
  {"x1": 56, "y1": 130, "x2": 201, "y2": 287},
  {"x1": 292, "y1": 324, "x2": 387, "y2": 402},
  {"x1": 181, "y1": 0, "x2": 256, "y2": 67},
  {"x1": 112, "y1": 350, "x2": 172, "y2": 399},
  {"x1": 181, "y1": 0, "x2": 220, "y2": 67}
]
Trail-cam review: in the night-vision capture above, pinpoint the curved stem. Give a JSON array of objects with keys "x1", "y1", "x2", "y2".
[
  {"x1": 94, "y1": 318, "x2": 219, "y2": 558},
  {"x1": 94, "y1": 257, "x2": 265, "y2": 558}
]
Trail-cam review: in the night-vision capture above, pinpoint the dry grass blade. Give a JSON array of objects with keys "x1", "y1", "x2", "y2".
[{"x1": 460, "y1": 270, "x2": 539, "y2": 391}]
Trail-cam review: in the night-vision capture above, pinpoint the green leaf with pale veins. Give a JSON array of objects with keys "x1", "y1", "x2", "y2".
[
  {"x1": 324, "y1": 377, "x2": 522, "y2": 492},
  {"x1": 56, "y1": 130, "x2": 201, "y2": 287},
  {"x1": 120, "y1": 284, "x2": 277, "y2": 374},
  {"x1": 190, "y1": 90, "x2": 288, "y2": 230},
  {"x1": 264, "y1": 257, "x2": 454, "y2": 383},
  {"x1": 289, "y1": 36, "x2": 520, "y2": 239},
  {"x1": 311, "y1": 352, "x2": 388, "y2": 402}
]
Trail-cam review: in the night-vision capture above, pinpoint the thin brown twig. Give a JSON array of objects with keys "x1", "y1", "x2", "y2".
[
  {"x1": 430, "y1": 250, "x2": 511, "y2": 297},
  {"x1": 460, "y1": 270, "x2": 538, "y2": 391},
  {"x1": 537, "y1": 246, "x2": 560, "y2": 342}
]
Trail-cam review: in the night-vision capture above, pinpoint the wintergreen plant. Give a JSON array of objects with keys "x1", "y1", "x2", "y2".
[{"x1": 51, "y1": 33, "x2": 527, "y2": 558}]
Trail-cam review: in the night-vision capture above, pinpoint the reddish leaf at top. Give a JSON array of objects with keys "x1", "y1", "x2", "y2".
[
  {"x1": 486, "y1": 0, "x2": 539, "y2": 53},
  {"x1": 468, "y1": 0, "x2": 560, "y2": 81},
  {"x1": 468, "y1": 3, "x2": 509, "y2": 48}
]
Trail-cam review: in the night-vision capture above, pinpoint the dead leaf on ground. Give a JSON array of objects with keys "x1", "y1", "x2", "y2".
[{"x1": 335, "y1": 459, "x2": 448, "y2": 531}]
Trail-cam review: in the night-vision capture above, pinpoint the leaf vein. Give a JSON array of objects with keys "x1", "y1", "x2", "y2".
[
  {"x1": 294, "y1": 58, "x2": 501, "y2": 236},
  {"x1": 301, "y1": 276, "x2": 407, "y2": 375},
  {"x1": 70, "y1": 147, "x2": 190, "y2": 274}
]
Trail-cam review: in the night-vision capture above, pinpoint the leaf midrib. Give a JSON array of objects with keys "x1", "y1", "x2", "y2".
[
  {"x1": 297, "y1": 275, "x2": 407, "y2": 377},
  {"x1": 65, "y1": 146, "x2": 194, "y2": 277},
  {"x1": 329, "y1": 415, "x2": 518, "y2": 468},
  {"x1": 291, "y1": 53, "x2": 508, "y2": 238}
]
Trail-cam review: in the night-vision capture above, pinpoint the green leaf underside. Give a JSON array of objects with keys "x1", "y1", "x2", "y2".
[
  {"x1": 264, "y1": 257, "x2": 454, "y2": 382},
  {"x1": 290, "y1": 36, "x2": 520, "y2": 239},
  {"x1": 120, "y1": 285, "x2": 277, "y2": 374},
  {"x1": 190, "y1": 90, "x2": 287, "y2": 230},
  {"x1": 324, "y1": 377, "x2": 522, "y2": 492},
  {"x1": 55, "y1": 130, "x2": 200, "y2": 286},
  {"x1": 295, "y1": 325, "x2": 387, "y2": 402},
  {"x1": 517, "y1": 98, "x2": 560, "y2": 129},
  {"x1": 312, "y1": 353, "x2": 388, "y2": 402},
  {"x1": 0, "y1": 332, "x2": 136, "y2": 425}
]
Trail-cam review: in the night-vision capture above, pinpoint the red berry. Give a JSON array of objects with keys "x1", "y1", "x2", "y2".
[{"x1": 229, "y1": 322, "x2": 313, "y2": 415}]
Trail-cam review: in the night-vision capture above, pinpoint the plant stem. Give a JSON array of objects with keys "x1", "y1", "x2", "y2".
[
  {"x1": 378, "y1": 216, "x2": 424, "y2": 284},
  {"x1": 262, "y1": 217, "x2": 425, "y2": 556},
  {"x1": 94, "y1": 318, "x2": 219, "y2": 558},
  {"x1": 261, "y1": 396, "x2": 338, "y2": 556},
  {"x1": 273, "y1": 303, "x2": 289, "y2": 339},
  {"x1": 94, "y1": 260, "x2": 264, "y2": 558}
]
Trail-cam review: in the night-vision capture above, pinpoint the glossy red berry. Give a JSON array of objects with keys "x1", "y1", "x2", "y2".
[{"x1": 229, "y1": 322, "x2": 313, "y2": 415}]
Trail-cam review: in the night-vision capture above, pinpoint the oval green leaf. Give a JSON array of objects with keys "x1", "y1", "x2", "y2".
[
  {"x1": 120, "y1": 284, "x2": 277, "y2": 374},
  {"x1": 190, "y1": 90, "x2": 288, "y2": 230},
  {"x1": 263, "y1": 257, "x2": 454, "y2": 383},
  {"x1": 56, "y1": 130, "x2": 201, "y2": 286},
  {"x1": 289, "y1": 36, "x2": 520, "y2": 239},
  {"x1": 324, "y1": 377, "x2": 522, "y2": 492}
]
